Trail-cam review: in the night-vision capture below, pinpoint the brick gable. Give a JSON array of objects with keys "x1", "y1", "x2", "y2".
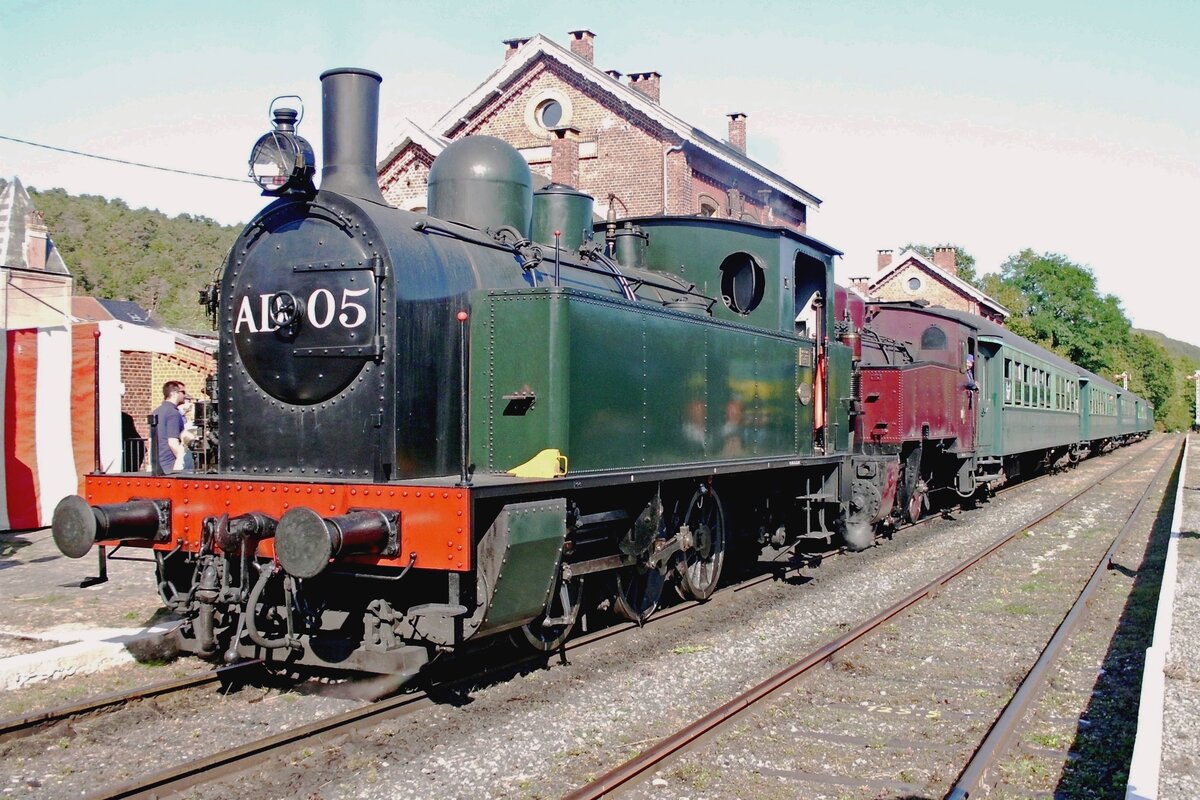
[{"x1": 376, "y1": 33, "x2": 814, "y2": 233}]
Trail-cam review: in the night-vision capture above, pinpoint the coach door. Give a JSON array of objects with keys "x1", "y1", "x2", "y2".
[
  {"x1": 974, "y1": 339, "x2": 1002, "y2": 454},
  {"x1": 794, "y1": 251, "x2": 829, "y2": 452},
  {"x1": 959, "y1": 337, "x2": 977, "y2": 452}
]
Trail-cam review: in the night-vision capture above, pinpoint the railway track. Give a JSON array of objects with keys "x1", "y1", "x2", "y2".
[
  {"x1": 0, "y1": 660, "x2": 260, "y2": 744},
  {"x1": 77, "y1": 566, "x2": 800, "y2": 799},
  {"x1": 7, "y1": 440, "x2": 1157, "y2": 799},
  {"x1": 562, "y1": 436, "x2": 1179, "y2": 799}
]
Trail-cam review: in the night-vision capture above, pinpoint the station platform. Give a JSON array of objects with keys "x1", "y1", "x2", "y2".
[
  {"x1": 0, "y1": 527, "x2": 176, "y2": 690},
  {"x1": 1127, "y1": 432, "x2": 1199, "y2": 800}
]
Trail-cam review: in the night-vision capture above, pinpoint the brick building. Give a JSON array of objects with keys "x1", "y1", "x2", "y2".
[
  {"x1": 857, "y1": 248, "x2": 1009, "y2": 324},
  {"x1": 377, "y1": 31, "x2": 821, "y2": 230},
  {"x1": 72, "y1": 297, "x2": 215, "y2": 471}
]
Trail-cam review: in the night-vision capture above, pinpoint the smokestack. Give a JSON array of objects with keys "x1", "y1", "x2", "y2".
[
  {"x1": 550, "y1": 127, "x2": 581, "y2": 187},
  {"x1": 503, "y1": 37, "x2": 530, "y2": 61},
  {"x1": 319, "y1": 67, "x2": 386, "y2": 205},
  {"x1": 24, "y1": 210, "x2": 48, "y2": 270},
  {"x1": 932, "y1": 247, "x2": 957, "y2": 275},
  {"x1": 727, "y1": 113, "x2": 747, "y2": 153},
  {"x1": 628, "y1": 72, "x2": 661, "y2": 103},
  {"x1": 568, "y1": 30, "x2": 595, "y2": 63},
  {"x1": 877, "y1": 249, "x2": 893, "y2": 271}
]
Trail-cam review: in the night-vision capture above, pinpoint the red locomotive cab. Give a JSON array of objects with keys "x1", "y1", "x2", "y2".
[{"x1": 855, "y1": 303, "x2": 985, "y2": 521}]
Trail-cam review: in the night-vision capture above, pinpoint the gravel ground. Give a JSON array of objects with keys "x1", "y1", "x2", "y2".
[
  {"x1": 618, "y1": 438, "x2": 1177, "y2": 799},
  {"x1": 0, "y1": 528, "x2": 169, "y2": 634},
  {"x1": 161, "y1": 439, "x2": 1163, "y2": 800},
  {"x1": 1160, "y1": 432, "x2": 1200, "y2": 800},
  {"x1": 0, "y1": 673, "x2": 364, "y2": 798}
]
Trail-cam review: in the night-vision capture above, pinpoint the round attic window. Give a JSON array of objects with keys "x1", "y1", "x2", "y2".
[
  {"x1": 537, "y1": 100, "x2": 563, "y2": 129},
  {"x1": 907, "y1": 276, "x2": 923, "y2": 292},
  {"x1": 525, "y1": 91, "x2": 573, "y2": 138}
]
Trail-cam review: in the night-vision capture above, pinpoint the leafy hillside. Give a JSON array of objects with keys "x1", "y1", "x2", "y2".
[
  {"x1": 1136, "y1": 329, "x2": 1200, "y2": 366},
  {"x1": 28, "y1": 187, "x2": 241, "y2": 331}
]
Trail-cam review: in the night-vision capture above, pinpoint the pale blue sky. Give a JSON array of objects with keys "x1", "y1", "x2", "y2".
[{"x1": 2, "y1": 1, "x2": 1197, "y2": 345}]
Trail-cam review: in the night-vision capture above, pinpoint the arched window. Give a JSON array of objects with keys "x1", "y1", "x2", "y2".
[
  {"x1": 698, "y1": 194, "x2": 720, "y2": 217},
  {"x1": 920, "y1": 325, "x2": 948, "y2": 349}
]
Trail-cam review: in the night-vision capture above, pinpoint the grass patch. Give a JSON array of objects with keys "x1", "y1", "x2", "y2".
[
  {"x1": 1002, "y1": 601, "x2": 1038, "y2": 616},
  {"x1": 1002, "y1": 754, "x2": 1051, "y2": 779},
  {"x1": 1028, "y1": 730, "x2": 1066, "y2": 749},
  {"x1": 1019, "y1": 574, "x2": 1054, "y2": 593},
  {"x1": 669, "y1": 761, "x2": 719, "y2": 789}
]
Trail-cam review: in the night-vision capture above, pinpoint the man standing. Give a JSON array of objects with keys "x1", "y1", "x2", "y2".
[{"x1": 155, "y1": 381, "x2": 189, "y2": 473}]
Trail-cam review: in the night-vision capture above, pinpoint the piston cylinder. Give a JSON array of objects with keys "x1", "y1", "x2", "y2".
[{"x1": 213, "y1": 511, "x2": 277, "y2": 554}]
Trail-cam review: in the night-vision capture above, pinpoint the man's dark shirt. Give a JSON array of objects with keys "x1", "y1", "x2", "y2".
[{"x1": 155, "y1": 400, "x2": 184, "y2": 472}]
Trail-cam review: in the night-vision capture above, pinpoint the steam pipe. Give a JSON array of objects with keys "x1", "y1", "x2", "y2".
[{"x1": 319, "y1": 67, "x2": 386, "y2": 204}]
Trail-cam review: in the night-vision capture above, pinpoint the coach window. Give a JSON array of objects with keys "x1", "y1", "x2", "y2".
[
  {"x1": 721, "y1": 252, "x2": 766, "y2": 315},
  {"x1": 1013, "y1": 360, "x2": 1022, "y2": 405},
  {"x1": 1004, "y1": 359, "x2": 1013, "y2": 403}
]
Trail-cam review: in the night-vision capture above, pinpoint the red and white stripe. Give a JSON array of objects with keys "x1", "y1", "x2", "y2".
[{"x1": 0, "y1": 325, "x2": 97, "y2": 531}]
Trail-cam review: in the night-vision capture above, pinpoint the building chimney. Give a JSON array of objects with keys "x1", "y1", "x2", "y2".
[
  {"x1": 628, "y1": 71, "x2": 661, "y2": 103},
  {"x1": 24, "y1": 210, "x2": 48, "y2": 270},
  {"x1": 850, "y1": 277, "x2": 872, "y2": 295},
  {"x1": 568, "y1": 30, "x2": 595, "y2": 63},
  {"x1": 932, "y1": 247, "x2": 957, "y2": 275},
  {"x1": 550, "y1": 127, "x2": 581, "y2": 187},
  {"x1": 503, "y1": 37, "x2": 530, "y2": 61},
  {"x1": 605, "y1": 69, "x2": 622, "y2": 81},
  {"x1": 727, "y1": 113, "x2": 747, "y2": 153},
  {"x1": 877, "y1": 249, "x2": 893, "y2": 271}
]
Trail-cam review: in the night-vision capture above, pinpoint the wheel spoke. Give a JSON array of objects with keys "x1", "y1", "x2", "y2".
[
  {"x1": 679, "y1": 486, "x2": 726, "y2": 601},
  {"x1": 520, "y1": 577, "x2": 582, "y2": 652}
]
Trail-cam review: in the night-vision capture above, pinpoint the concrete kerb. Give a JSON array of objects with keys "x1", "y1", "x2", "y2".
[
  {"x1": 1126, "y1": 435, "x2": 1189, "y2": 800},
  {"x1": 0, "y1": 623, "x2": 180, "y2": 690}
]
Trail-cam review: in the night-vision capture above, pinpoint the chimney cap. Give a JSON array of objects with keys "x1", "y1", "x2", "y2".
[
  {"x1": 605, "y1": 69, "x2": 622, "y2": 80},
  {"x1": 727, "y1": 112, "x2": 747, "y2": 120},
  {"x1": 568, "y1": 29, "x2": 596, "y2": 38},
  {"x1": 503, "y1": 36, "x2": 531, "y2": 47},
  {"x1": 629, "y1": 71, "x2": 662, "y2": 80}
]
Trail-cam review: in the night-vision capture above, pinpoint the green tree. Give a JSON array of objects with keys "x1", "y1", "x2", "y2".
[
  {"x1": 997, "y1": 249, "x2": 1130, "y2": 375},
  {"x1": 1116, "y1": 332, "x2": 1175, "y2": 412},
  {"x1": 898, "y1": 242, "x2": 980, "y2": 287},
  {"x1": 1155, "y1": 357, "x2": 1198, "y2": 431},
  {"x1": 30, "y1": 188, "x2": 241, "y2": 331}
]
